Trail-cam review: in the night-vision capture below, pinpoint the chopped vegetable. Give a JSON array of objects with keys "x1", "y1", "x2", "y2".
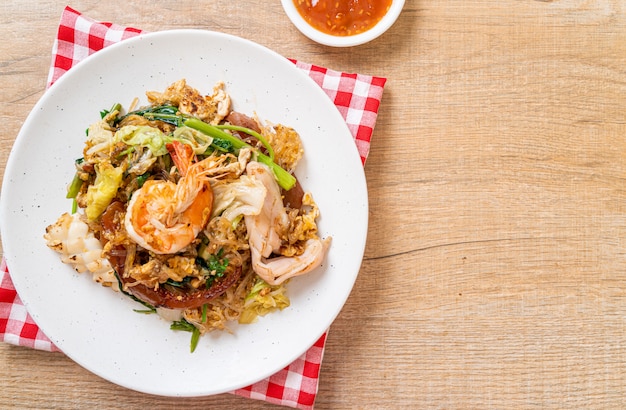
[
  {"x1": 170, "y1": 319, "x2": 196, "y2": 331},
  {"x1": 239, "y1": 279, "x2": 290, "y2": 324},
  {"x1": 170, "y1": 319, "x2": 201, "y2": 353},
  {"x1": 118, "y1": 106, "x2": 296, "y2": 190},
  {"x1": 210, "y1": 174, "x2": 266, "y2": 222},
  {"x1": 84, "y1": 162, "x2": 123, "y2": 221},
  {"x1": 184, "y1": 118, "x2": 296, "y2": 191},
  {"x1": 201, "y1": 304, "x2": 208, "y2": 323},
  {"x1": 196, "y1": 248, "x2": 229, "y2": 287},
  {"x1": 215, "y1": 124, "x2": 275, "y2": 160},
  {"x1": 100, "y1": 103, "x2": 122, "y2": 120},
  {"x1": 205, "y1": 249, "x2": 229, "y2": 276},
  {"x1": 66, "y1": 172, "x2": 83, "y2": 199},
  {"x1": 115, "y1": 125, "x2": 170, "y2": 156},
  {"x1": 67, "y1": 158, "x2": 85, "y2": 213}
]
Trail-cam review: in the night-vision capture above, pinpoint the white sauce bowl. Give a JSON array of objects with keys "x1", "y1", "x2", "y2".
[{"x1": 281, "y1": 0, "x2": 405, "y2": 47}]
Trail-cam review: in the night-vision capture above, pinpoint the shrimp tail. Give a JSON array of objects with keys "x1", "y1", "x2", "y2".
[{"x1": 167, "y1": 140, "x2": 195, "y2": 176}]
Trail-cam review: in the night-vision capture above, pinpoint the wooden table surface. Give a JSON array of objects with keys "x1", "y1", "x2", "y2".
[{"x1": 2, "y1": 1, "x2": 626, "y2": 408}]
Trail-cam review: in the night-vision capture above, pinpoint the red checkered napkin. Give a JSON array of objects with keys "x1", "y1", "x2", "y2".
[{"x1": 0, "y1": 6, "x2": 386, "y2": 409}]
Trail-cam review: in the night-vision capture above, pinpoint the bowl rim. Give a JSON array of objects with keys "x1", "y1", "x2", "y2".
[{"x1": 281, "y1": 0, "x2": 405, "y2": 47}]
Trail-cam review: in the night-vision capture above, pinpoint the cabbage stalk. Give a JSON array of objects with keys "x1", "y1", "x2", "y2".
[
  {"x1": 85, "y1": 162, "x2": 123, "y2": 221},
  {"x1": 172, "y1": 126, "x2": 213, "y2": 154},
  {"x1": 115, "y1": 125, "x2": 170, "y2": 156},
  {"x1": 114, "y1": 125, "x2": 213, "y2": 157},
  {"x1": 211, "y1": 175, "x2": 267, "y2": 222}
]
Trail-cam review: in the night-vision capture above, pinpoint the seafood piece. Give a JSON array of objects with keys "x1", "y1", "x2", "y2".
[
  {"x1": 244, "y1": 162, "x2": 328, "y2": 285},
  {"x1": 124, "y1": 141, "x2": 250, "y2": 254},
  {"x1": 44, "y1": 212, "x2": 118, "y2": 289},
  {"x1": 124, "y1": 164, "x2": 214, "y2": 255},
  {"x1": 250, "y1": 238, "x2": 329, "y2": 286},
  {"x1": 245, "y1": 162, "x2": 290, "y2": 258}
]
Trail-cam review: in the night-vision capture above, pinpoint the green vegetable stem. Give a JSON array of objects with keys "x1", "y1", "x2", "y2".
[
  {"x1": 120, "y1": 106, "x2": 296, "y2": 191},
  {"x1": 171, "y1": 319, "x2": 201, "y2": 353},
  {"x1": 183, "y1": 118, "x2": 295, "y2": 191},
  {"x1": 66, "y1": 173, "x2": 82, "y2": 199}
]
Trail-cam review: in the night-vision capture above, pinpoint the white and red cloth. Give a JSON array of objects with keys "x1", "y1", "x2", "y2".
[{"x1": 0, "y1": 6, "x2": 386, "y2": 409}]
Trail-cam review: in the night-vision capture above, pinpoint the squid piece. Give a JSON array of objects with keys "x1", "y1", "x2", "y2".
[
  {"x1": 44, "y1": 212, "x2": 118, "y2": 289},
  {"x1": 244, "y1": 162, "x2": 329, "y2": 285},
  {"x1": 250, "y1": 238, "x2": 329, "y2": 286}
]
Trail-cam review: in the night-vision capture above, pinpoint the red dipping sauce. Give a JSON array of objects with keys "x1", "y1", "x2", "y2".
[{"x1": 293, "y1": 0, "x2": 393, "y2": 37}]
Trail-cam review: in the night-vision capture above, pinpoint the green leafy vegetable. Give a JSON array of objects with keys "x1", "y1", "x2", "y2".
[
  {"x1": 134, "y1": 308, "x2": 157, "y2": 314},
  {"x1": 121, "y1": 104, "x2": 181, "y2": 125},
  {"x1": 196, "y1": 248, "x2": 229, "y2": 287},
  {"x1": 210, "y1": 138, "x2": 234, "y2": 153},
  {"x1": 164, "y1": 276, "x2": 193, "y2": 288},
  {"x1": 136, "y1": 173, "x2": 149, "y2": 188},
  {"x1": 100, "y1": 103, "x2": 122, "y2": 119},
  {"x1": 170, "y1": 319, "x2": 196, "y2": 332},
  {"x1": 170, "y1": 319, "x2": 201, "y2": 353},
  {"x1": 119, "y1": 106, "x2": 296, "y2": 190},
  {"x1": 206, "y1": 248, "x2": 229, "y2": 276},
  {"x1": 215, "y1": 124, "x2": 275, "y2": 160},
  {"x1": 190, "y1": 327, "x2": 200, "y2": 352},
  {"x1": 184, "y1": 118, "x2": 295, "y2": 191}
]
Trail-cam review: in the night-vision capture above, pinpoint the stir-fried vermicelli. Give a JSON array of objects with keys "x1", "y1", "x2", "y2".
[{"x1": 44, "y1": 79, "x2": 330, "y2": 351}]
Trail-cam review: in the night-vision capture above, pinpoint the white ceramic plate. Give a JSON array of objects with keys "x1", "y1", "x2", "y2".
[{"x1": 0, "y1": 30, "x2": 367, "y2": 396}]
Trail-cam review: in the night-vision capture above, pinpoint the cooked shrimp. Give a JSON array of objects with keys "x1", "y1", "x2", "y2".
[
  {"x1": 125, "y1": 176, "x2": 213, "y2": 255},
  {"x1": 245, "y1": 162, "x2": 329, "y2": 285},
  {"x1": 124, "y1": 141, "x2": 253, "y2": 254},
  {"x1": 124, "y1": 141, "x2": 211, "y2": 254}
]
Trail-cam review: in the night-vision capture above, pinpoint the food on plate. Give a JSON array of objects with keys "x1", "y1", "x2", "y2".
[{"x1": 44, "y1": 79, "x2": 330, "y2": 351}]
